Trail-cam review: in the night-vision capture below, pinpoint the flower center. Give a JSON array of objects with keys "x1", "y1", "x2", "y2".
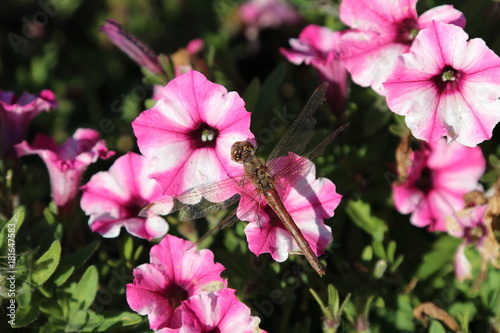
[
  {"x1": 189, "y1": 123, "x2": 219, "y2": 149},
  {"x1": 394, "y1": 18, "x2": 420, "y2": 45},
  {"x1": 433, "y1": 65, "x2": 462, "y2": 94},
  {"x1": 416, "y1": 167, "x2": 433, "y2": 194},
  {"x1": 125, "y1": 197, "x2": 148, "y2": 217},
  {"x1": 164, "y1": 283, "x2": 189, "y2": 309},
  {"x1": 441, "y1": 68, "x2": 457, "y2": 82},
  {"x1": 207, "y1": 328, "x2": 221, "y2": 333},
  {"x1": 465, "y1": 224, "x2": 486, "y2": 243}
]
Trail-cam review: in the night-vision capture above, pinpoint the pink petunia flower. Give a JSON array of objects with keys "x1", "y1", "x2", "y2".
[
  {"x1": 15, "y1": 128, "x2": 114, "y2": 216},
  {"x1": 132, "y1": 70, "x2": 254, "y2": 202},
  {"x1": 159, "y1": 288, "x2": 265, "y2": 333},
  {"x1": 100, "y1": 18, "x2": 165, "y2": 75},
  {"x1": 239, "y1": 0, "x2": 301, "y2": 41},
  {"x1": 384, "y1": 21, "x2": 500, "y2": 147},
  {"x1": 126, "y1": 234, "x2": 227, "y2": 331},
  {"x1": 240, "y1": 0, "x2": 301, "y2": 29},
  {"x1": 281, "y1": 24, "x2": 349, "y2": 115},
  {"x1": 240, "y1": 153, "x2": 341, "y2": 262},
  {"x1": 393, "y1": 138, "x2": 485, "y2": 231},
  {"x1": 80, "y1": 152, "x2": 166, "y2": 240},
  {"x1": 339, "y1": 0, "x2": 465, "y2": 95},
  {"x1": 447, "y1": 204, "x2": 490, "y2": 281},
  {"x1": 0, "y1": 89, "x2": 57, "y2": 159}
]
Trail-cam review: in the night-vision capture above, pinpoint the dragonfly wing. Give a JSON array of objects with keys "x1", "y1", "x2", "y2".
[
  {"x1": 140, "y1": 175, "x2": 244, "y2": 219},
  {"x1": 139, "y1": 196, "x2": 176, "y2": 217},
  {"x1": 265, "y1": 123, "x2": 350, "y2": 192},
  {"x1": 176, "y1": 194, "x2": 240, "y2": 221},
  {"x1": 186, "y1": 208, "x2": 240, "y2": 250},
  {"x1": 267, "y1": 82, "x2": 328, "y2": 161},
  {"x1": 302, "y1": 122, "x2": 350, "y2": 161}
]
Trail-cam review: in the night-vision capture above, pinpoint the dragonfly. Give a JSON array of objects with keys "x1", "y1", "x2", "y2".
[{"x1": 140, "y1": 82, "x2": 348, "y2": 276}]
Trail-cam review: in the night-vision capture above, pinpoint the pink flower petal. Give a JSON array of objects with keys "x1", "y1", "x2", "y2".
[
  {"x1": 100, "y1": 18, "x2": 164, "y2": 74},
  {"x1": 126, "y1": 235, "x2": 226, "y2": 331},
  {"x1": 0, "y1": 89, "x2": 57, "y2": 158},
  {"x1": 340, "y1": 0, "x2": 465, "y2": 95},
  {"x1": 241, "y1": 153, "x2": 340, "y2": 261},
  {"x1": 16, "y1": 129, "x2": 113, "y2": 215},
  {"x1": 281, "y1": 25, "x2": 349, "y2": 113},
  {"x1": 454, "y1": 242, "x2": 472, "y2": 281},
  {"x1": 340, "y1": 0, "x2": 418, "y2": 31},
  {"x1": 393, "y1": 139, "x2": 485, "y2": 231},
  {"x1": 81, "y1": 152, "x2": 166, "y2": 240},
  {"x1": 173, "y1": 289, "x2": 264, "y2": 333},
  {"x1": 133, "y1": 70, "x2": 253, "y2": 197},
  {"x1": 384, "y1": 22, "x2": 500, "y2": 146},
  {"x1": 239, "y1": 0, "x2": 301, "y2": 29},
  {"x1": 418, "y1": 5, "x2": 466, "y2": 29},
  {"x1": 340, "y1": 32, "x2": 408, "y2": 95}
]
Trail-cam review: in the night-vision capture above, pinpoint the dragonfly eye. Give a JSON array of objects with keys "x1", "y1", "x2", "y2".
[{"x1": 231, "y1": 141, "x2": 255, "y2": 163}]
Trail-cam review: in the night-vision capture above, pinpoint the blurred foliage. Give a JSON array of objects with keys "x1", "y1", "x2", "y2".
[{"x1": 1, "y1": 0, "x2": 500, "y2": 332}]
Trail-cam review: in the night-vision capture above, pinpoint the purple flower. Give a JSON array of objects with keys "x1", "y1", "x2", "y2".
[
  {"x1": 81, "y1": 152, "x2": 166, "y2": 240},
  {"x1": 16, "y1": 128, "x2": 114, "y2": 216},
  {"x1": 447, "y1": 204, "x2": 499, "y2": 281},
  {"x1": 384, "y1": 22, "x2": 500, "y2": 146},
  {"x1": 0, "y1": 89, "x2": 57, "y2": 159},
  {"x1": 159, "y1": 288, "x2": 266, "y2": 333},
  {"x1": 393, "y1": 138, "x2": 485, "y2": 231},
  {"x1": 126, "y1": 235, "x2": 227, "y2": 331},
  {"x1": 132, "y1": 70, "x2": 254, "y2": 199},
  {"x1": 281, "y1": 24, "x2": 349, "y2": 114},
  {"x1": 240, "y1": 153, "x2": 341, "y2": 262},
  {"x1": 339, "y1": 0, "x2": 465, "y2": 95},
  {"x1": 100, "y1": 18, "x2": 164, "y2": 75},
  {"x1": 239, "y1": 0, "x2": 301, "y2": 29}
]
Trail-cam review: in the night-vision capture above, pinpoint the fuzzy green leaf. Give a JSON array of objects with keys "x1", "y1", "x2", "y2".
[
  {"x1": 345, "y1": 200, "x2": 386, "y2": 242},
  {"x1": 32, "y1": 241, "x2": 61, "y2": 286},
  {"x1": 71, "y1": 265, "x2": 99, "y2": 313}
]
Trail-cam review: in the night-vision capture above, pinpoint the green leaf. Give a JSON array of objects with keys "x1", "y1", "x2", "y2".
[
  {"x1": 17, "y1": 281, "x2": 33, "y2": 307},
  {"x1": 95, "y1": 311, "x2": 143, "y2": 331},
  {"x1": 10, "y1": 300, "x2": 40, "y2": 328},
  {"x1": 390, "y1": 255, "x2": 404, "y2": 273},
  {"x1": 387, "y1": 241, "x2": 396, "y2": 263},
  {"x1": 40, "y1": 299, "x2": 64, "y2": 319},
  {"x1": 32, "y1": 241, "x2": 61, "y2": 286},
  {"x1": 361, "y1": 246, "x2": 373, "y2": 261},
  {"x1": 123, "y1": 236, "x2": 134, "y2": 261},
  {"x1": 449, "y1": 302, "x2": 476, "y2": 330},
  {"x1": 372, "y1": 241, "x2": 386, "y2": 260},
  {"x1": 52, "y1": 240, "x2": 99, "y2": 286},
  {"x1": 429, "y1": 320, "x2": 446, "y2": 333},
  {"x1": 71, "y1": 265, "x2": 98, "y2": 313},
  {"x1": 39, "y1": 322, "x2": 65, "y2": 333},
  {"x1": 0, "y1": 206, "x2": 25, "y2": 253},
  {"x1": 242, "y1": 78, "x2": 260, "y2": 114},
  {"x1": 416, "y1": 236, "x2": 461, "y2": 280},
  {"x1": 254, "y1": 62, "x2": 286, "y2": 113},
  {"x1": 67, "y1": 310, "x2": 103, "y2": 332},
  {"x1": 43, "y1": 205, "x2": 58, "y2": 225},
  {"x1": 362, "y1": 107, "x2": 391, "y2": 136},
  {"x1": 345, "y1": 200, "x2": 386, "y2": 242}
]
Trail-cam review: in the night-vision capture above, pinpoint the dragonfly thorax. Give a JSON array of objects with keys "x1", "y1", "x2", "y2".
[{"x1": 231, "y1": 141, "x2": 255, "y2": 164}]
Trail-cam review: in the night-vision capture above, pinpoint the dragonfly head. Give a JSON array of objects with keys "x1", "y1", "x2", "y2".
[{"x1": 231, "y1": 141, "x2": 255, "y2": 164}]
